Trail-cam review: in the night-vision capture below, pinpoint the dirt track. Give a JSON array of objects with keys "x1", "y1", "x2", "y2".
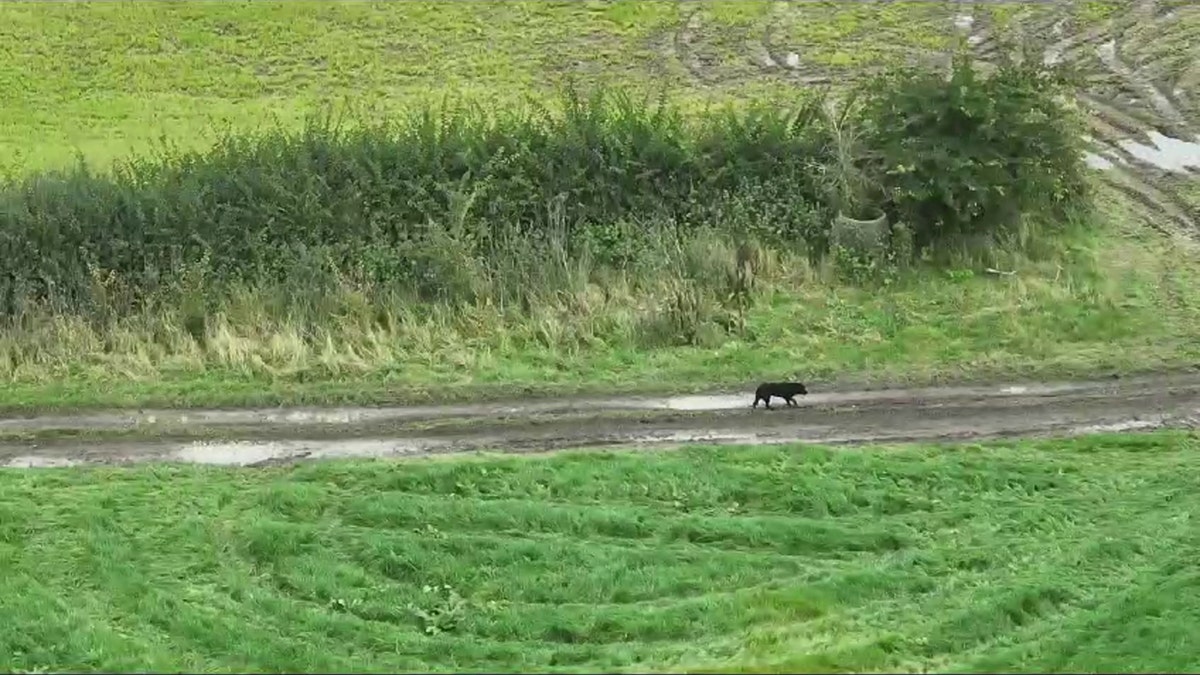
[{"x1": 3, "y1": 372, "x2": 1200, "y2": 468}]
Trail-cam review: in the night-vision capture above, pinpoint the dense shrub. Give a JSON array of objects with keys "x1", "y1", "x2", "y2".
[
  {"x1": 0, "y1": 55, "x2": 1090, "y2": 319},
  {"x1": 0, "y1": 88, "x2": 838, "y2": 316},
  {"x1": 858, "y1": 51, "x2": 1089, "y2": 250}
]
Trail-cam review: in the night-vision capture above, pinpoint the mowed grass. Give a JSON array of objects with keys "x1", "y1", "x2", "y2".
[{"x1": 2, "y1": 431, "x2": 1200, "y2": 673}]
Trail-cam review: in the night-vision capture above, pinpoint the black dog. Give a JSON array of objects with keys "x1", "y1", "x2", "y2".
[{"x1": 752, "y1": 382, "x2": 808, "y2": 409}]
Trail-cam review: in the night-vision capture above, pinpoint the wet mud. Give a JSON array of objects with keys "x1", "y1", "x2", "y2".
[{"x1": 3, "y1": 372, "x2": 1199, "y2": 468}]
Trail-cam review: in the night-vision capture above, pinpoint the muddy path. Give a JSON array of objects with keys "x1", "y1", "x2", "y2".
[{"x1": 3, "y1": 372, "x2": 1200, "y2": 468}]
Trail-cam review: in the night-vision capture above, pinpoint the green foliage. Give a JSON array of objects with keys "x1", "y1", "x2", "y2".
[
  {"x1": 0, "y1": 86, "x2": 839, "y2": 317},
  {"x1": 859, "y1": 50, "x2": 1090, "y2": 251},
  {"x1": 819, "y1": 92, "x2": 884, "y2": 221},
  {"x1": 3, "y1": 433, "x2": 1200, "y2": 672},
  {"x1": 0, "y1": 58, "x2": 1093, "y2": 324}
]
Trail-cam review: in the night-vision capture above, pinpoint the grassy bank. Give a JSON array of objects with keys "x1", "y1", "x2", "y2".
[
  {"x1": 1, "y1": 0, "x2": 1194, "y2": 414},
  {"x1": 3, "y1": 186, "x2": 1198, "y2": 413},
  {"x1": 0, "y1": 54, "x2": 1173, "y2": 414},
  {"x1": 3, "y1": 431, "x2": 1199, "y2": 672},
  {"x1": 3, "y1": 157, "x2": 1197, "y2": 414}
]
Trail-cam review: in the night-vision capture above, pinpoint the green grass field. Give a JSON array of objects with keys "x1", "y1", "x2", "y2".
[
  {"x1": 0, "y1": 0, "x2": 1127, "y2": 174},
  {"x1": 2, "y1": 3, "x2": 1198, "y2": 672},
  {"x1": 3, "y1": 432, "x2": 1200, "y2": 672}
]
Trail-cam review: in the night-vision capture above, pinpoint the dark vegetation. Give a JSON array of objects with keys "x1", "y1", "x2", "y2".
[{"x1": 0, "y1": 53, "x2": 1087, "y2": 323}]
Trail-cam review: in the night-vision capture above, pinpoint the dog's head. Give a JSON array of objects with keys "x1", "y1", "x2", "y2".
[{"x1": 797, "y1": 383, "x2": 809, "y2": 395}]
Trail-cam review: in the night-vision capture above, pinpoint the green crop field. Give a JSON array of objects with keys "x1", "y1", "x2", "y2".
[
  {"x1": 0, "y1": 0, "x2": 1141, "y2": 174},
  {"x1": 0, "y1": 1, "x2": 965, "y2": 172},
  {"x1": 3, "y1": 432, "x2": 1200, "y2": 673}
]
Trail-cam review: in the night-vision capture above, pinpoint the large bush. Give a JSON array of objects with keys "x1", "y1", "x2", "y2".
[
  {"x1": 0, "y1": 90, "x2": 840, "y2": 317},
  {"x1": 0, "y1": 58, "x2": 1092, "y2": 319},
  {"x1": 859, "y1": 51, "x2": 1089, "y2": 250}
]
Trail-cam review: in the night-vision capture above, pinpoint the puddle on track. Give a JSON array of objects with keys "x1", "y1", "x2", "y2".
[
  {"x1": 661, "y1": 380, "x2": 1100, "y2": 411},
  {"x1": 0, "y1": 374, "x2": 1166, "y2": 434},
  {"x1": 1082, "y1": 127, "x2": 1199, "y2": 175},
  {"x1": 1069, "y1": 417, "x2": 1165, "y2": 435},
  {"x1": 170, "y1": 438, "x2": 447, "y2": 466},
  {"x1": 164, "y1": 430, "x2": 782, "y2": 466},
  {"x1": 2, "y1": 455, "x2": 81, "y2": 469},
  {"x1": 1116, "y1": 131, "x2": 1200, "y2": 173},
  {"x1": 6, "y1": 398, "x2": 1199, "y2": 469}
]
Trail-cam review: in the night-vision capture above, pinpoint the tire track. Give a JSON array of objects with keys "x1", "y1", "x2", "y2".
[
  {"x1": 758, "y1": 0, "x2": 840, "y2": 85},
  {"x1": 4, "y1": 372, "x2": 1200, "y2": 468},
  {"x1": 989, "y1": 0, "x2": 1200, "y2": 240},
  {"x1": 1096, "y1": 37, "x2": 1194, "y2": 140},
  {"x1": 674, "y1": 1, "x2": 709, "y2": 84},
  {"x1": 663, "y1": 0, "x2": 772, "y2": 87},
  {"x1": 1100, "y1": 164, "x2": 1199, "y2": 246},
  {"x1": 746, "y1": 0, "x2": 784, "y2": 72}
]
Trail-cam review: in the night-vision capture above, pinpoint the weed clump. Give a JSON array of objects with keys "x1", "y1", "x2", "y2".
[{"x1": 860, "y1": 49, "x2": 1089, "y2": 254}]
